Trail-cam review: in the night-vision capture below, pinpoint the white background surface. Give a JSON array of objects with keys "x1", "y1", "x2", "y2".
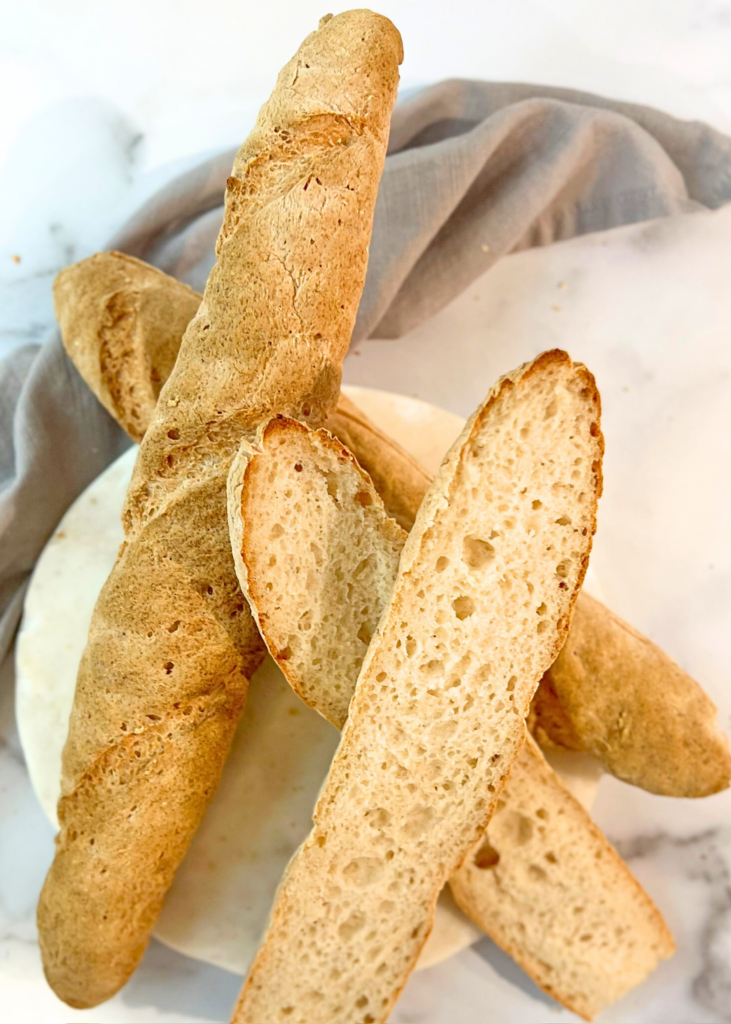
[{"x1": 2, "y1": 2, "x2": 731, "y2": 1023}]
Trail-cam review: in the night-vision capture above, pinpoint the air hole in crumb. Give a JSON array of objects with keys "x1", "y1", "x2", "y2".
[
  {"x1": 556, "y1": 559, "x2": 571, "y2": 579},
  {"x1": 556, "y1": 516, "x2": 571, "y2": 526},
  {"x1": 544, "y1": 398, "x2": 558, "y2": 418},
  {"x1": 167, "y1": 620, "x2": 180, "y2": 633},
  {"x1": 506, "y1": 675, "x2": 517, "y2": 692},
  {"x1": 164, "y1": 662, "x2": 174, "y2": 674},
  {"x1": 537, "y1": 620, "x2": 548, "y2": 634},
  {"x1": 338, "y1": 910, "x2": 365, "y2": 941},
  {"x1": 376, "y1": 672, "x2": 387, "y2": 683},
  {"x1": 462, "y1": 535, "x2": 495, "y2": 570},
  {"x1": 435, "y1": 556, "x2": 450, "y2": 573},
  {"x1": 294, "y1": 463, "x2": 303, "y2": 472},
  {"x1": 529, "y1": 864, "x2": 547, "y2": 881},
  {"x1": 279, "y1": 646, "x2": 292, "y2": 662},
  {"x1": 474, "y1": 841, "x2": 500, "y2": 869},
  {"x1": 545, "y1": 851, "x2": 558, "y2": 864},
  {"x1": 167, "y1": 429, "x2": 180, "y2": 440},
  {"x1": 422, "y1": 659, "x2": 444, "y2": 677},
  {"x1": 356, "y1": 996, "x2": 368, "y2": 1009},
  {"x1": 452, "y1": 596, "x2": 476, "y2": 620},
  {"x1": 532, "y1": 499, "x2": 542, "y2": 510},
  {"x1": 536, "y1": 808, "x2": 548, "y2": 820},
  {"x1": 355, "y1": 491, "x2": 372, "y2": 507},
  {"x1": 357, "y1": 622, "x2": 372, "y2": 645},
  {"x1": 271, "y1": 523, "x2": 284, "y2": 539}
]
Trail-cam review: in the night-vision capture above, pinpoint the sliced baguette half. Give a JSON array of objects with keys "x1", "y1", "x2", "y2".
[
  {"x1": 228, "y1": 350, "x2": 604, "y2": 1023},
  {"x1": 229, "y1": 405, "x2": 673, "y2": 1020}
]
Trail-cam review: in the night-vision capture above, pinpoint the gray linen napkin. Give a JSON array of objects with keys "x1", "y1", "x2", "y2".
[{"x1": 2, "y1": 79, "x2": 731, "y2": 664}]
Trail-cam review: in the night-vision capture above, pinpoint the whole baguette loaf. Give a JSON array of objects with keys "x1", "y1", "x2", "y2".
[
  {"x1": 531, "y1": 593, "x2": 731, "y2": 796},
  {"x1": 38, "y1": 11, "x2": 402, "y2": 1009},
  {"x1": 229, "y1": 350, "x2": 603, "y2": 1024},
  {"x1": 229, "y1": 412, "x2": 673, "y2": 1019},
  {"x1": 55, "y1": 253, "x2": 731, "y2": 799}
]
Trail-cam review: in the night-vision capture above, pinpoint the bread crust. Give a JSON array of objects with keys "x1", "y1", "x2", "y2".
[
  {"x1": 532, "y1": 592, "x2": 731, "y2": 796},
  {"x1": 38, "y1": 11, "x2": 402, "y2": 1008},
  {"x1": 54, "y1": 252, "x2": 201, "y2": 442}
]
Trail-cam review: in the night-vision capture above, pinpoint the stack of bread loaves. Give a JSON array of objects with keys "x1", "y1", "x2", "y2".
[{"x1": 36, "y1": 9, "x2": 730, "y2": 1024}]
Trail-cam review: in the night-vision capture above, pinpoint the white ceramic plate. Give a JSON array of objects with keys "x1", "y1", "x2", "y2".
[{"x1": 16, "y1": 385, "x2": 601, "y2": 977}]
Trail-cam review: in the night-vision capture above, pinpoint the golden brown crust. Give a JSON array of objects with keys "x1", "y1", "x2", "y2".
[
  {"x1": 532, "y1": 592, "x2": 731, "y2": 796},
  {"x1": 38, "y1": 10, "x2": 402, "y2": 1009},
  {"x1": 54, "y1": 252, "x2": 201, "y2": 442}
]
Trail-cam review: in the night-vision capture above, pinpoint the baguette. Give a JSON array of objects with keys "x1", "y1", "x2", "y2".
[
  {"x1": 38, "y1": 11, "x2": 402, "y2": 1009},
  {"x1": 55, "y1": 252, "x2": 201, "y2": 443},
  {"x1": 531, "y1": 593, "x2": 731, "y2": 796},
  {"x1": 229, "y1": 412, "x2": 673, "y2": 1019},
  {"x1": 229, "y1": 350, "x2": 603, "y2": 1024},
  {"x1": 55, "y1": 253, "x2": 731, "y2": 799}
]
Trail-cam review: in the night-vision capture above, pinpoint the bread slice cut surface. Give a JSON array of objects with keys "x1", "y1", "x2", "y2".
[{"x1": 230, "y1": 350, "x2": 604, "y2": 1024}]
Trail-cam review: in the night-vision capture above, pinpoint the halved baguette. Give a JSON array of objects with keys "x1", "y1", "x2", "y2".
[
  {"x1": 454, "y1": 736, "x2": 675, "y2": 1020},
  {"x1": 229, "y1": 410, "x2": 673, "y2": 1020},
  {"x1": 38, "y1": 11, "x2": 402, "y2": 1009},
  {"x1": 228, "y1": 350, "x2": 603, "y2": 1024}
]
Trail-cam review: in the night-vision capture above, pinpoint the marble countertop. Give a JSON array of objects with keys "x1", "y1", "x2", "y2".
[{"x1": 2, "y1": 3, "x2": 731, "y2": 1022}]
